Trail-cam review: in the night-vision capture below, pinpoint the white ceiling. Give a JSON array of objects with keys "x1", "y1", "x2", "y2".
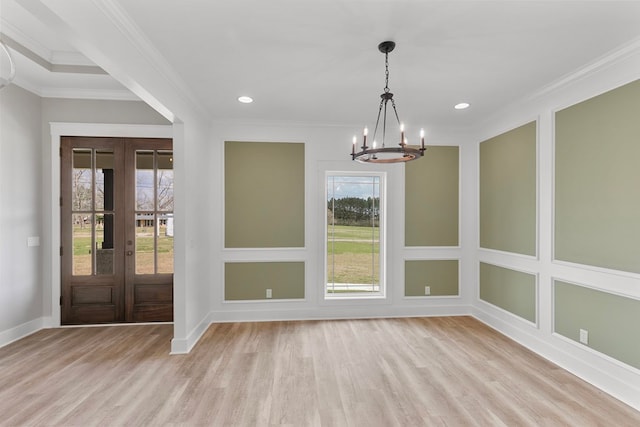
[{"x1": 2, "y1": 0, "x2": 640, "y2": 134}]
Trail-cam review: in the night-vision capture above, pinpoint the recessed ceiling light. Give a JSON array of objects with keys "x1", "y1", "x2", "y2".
[
  {"x1": 238, "y1": 96, "x2": 253, "y2": 104},
  {"x1": 454, "y1": 102, "x2": 470, "y2": 110}
]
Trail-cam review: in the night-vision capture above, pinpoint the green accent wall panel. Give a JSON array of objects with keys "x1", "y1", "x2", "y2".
[
  {"x1": 555, "y1": 79, "x2": 640, "y2": 273},
  {"x1": 225, "y1": 141, "x2": 305, "y2": 248},
  {"x1": 405, "y1": 146, "x2": 459, "y2": 246},
  {"x1": 480, "y1": 122, "x2": 536, "y2": 256},
  {"x1": 479, "y1": 262, "x2": 536, "y2": 323},
  {"x1": 225, "y1": 262, "x2": 305, "y2": 300},
  {"x1": 555, "y1": 280, "x2": 640, "y2": 370},
  {"x1": 405, "y1": 260, "x2": 459, "y2": 296}
]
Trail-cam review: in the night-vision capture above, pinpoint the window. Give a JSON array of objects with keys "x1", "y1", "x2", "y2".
[{"x1": 326, "y1": 172, "x2": 385, "y2": 297}]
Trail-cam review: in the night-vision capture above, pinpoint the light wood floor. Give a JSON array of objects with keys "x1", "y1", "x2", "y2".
[{"x1": 1, "y1": 316, "x2": 638, "y2": 426}]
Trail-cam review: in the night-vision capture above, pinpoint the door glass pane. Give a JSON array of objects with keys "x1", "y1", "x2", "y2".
[
  {"x1": 72, "y1": 149, "x2": 92, "y2": 211},
  {"x1": 72, "y1": 213, "x2": 92, "y2": 275},
  {"x1": 134, "y1": 150, "x2": 174, "y2": 275},
  {"x1": 157, "y1": 151, "x2": 173, "y2": 211},
  {"x1": 157, "y1": 214, "x2": 174, "y2": 274},
  {"x1": 157, "y1": 151, "x2": 174, "y2": 273},
  {"x1": 136, "y1": 151, "x2": 154, "y2": 211},
  {"x1": 95, "y1": 150, "x2": 114, "y2": 212},
  {"x1": 136, "y1": 213, "x2": 155, "y2": 274},
  {"x1": 95, "y1": 213, "x2": 114, "y2": 275}
]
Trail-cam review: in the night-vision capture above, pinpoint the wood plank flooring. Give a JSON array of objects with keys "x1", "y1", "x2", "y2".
[{"x1": 0, "y1": 316, "x2": 638, "y2": 426}]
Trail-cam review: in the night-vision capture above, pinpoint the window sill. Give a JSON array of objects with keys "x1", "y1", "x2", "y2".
[{"x1": 324, "y1": 293, "x2": 386, "y2": 301}]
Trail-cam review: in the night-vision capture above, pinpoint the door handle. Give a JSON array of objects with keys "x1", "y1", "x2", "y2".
[{"x1": 126, "y1": 250, "x2": 133, "y2": 256}]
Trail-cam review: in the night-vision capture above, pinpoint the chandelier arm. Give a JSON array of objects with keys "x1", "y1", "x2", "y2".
[
  {"x1": 382, "y1": 99, "x2": 388, "y2": 148},
  {"x1": 371, "y1": 97, "x2": 385, "y2": 147},
  {"x1": 390, "y1": 97, "x2": 403, "y2": 149},
  {"x1": 390, "y1": 98, "x2": 401, "y2": 126}
]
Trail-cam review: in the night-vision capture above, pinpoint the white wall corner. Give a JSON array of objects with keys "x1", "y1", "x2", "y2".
[{"x1": 170, "y1": 311, "x2": 212, "y2": 355}]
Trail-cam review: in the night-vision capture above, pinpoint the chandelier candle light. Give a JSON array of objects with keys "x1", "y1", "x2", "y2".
[{"x1": 351, "y1": 41, "x2": 426, "y2": 163}]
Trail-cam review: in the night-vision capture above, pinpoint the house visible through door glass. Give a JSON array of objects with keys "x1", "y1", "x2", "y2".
[{"x1": 135, "y1": 150, "x2": 174, "y2": 275}]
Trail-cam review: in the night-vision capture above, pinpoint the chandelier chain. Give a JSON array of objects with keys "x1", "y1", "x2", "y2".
[{"x1": 384, "y1": 53, "x2": 390, "y2": 93}]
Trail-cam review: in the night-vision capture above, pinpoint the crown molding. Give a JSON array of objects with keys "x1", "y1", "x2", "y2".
[
  {"x1": 475, "y1": 36, "x2": 640, "y2": 133},
  {"x1": 13, "y1": 76, "x2": 139, "y2": 101},
  {"x1": 1, "y1": 32, "x2": 105, "y2": 73},
  {"x1": 40, "y1": 86, "x2": 139, "y2": 100},
  {"x1": 12, "y1": 76, "x2": 41, "y2": 96},
  {"x1": 50, "y1": 50, "x2": 99, "y2": 67},
  {"x1": 524, "y1": 36, "x2": 640, "y2": 103},
  {"x1": 1, "y1": 19, "x2": 97, "y2": 67}
]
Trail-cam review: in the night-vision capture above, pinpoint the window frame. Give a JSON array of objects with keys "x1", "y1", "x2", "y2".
[{"x1": 324, "y1": 170, "x2": 387, "y2": 300}]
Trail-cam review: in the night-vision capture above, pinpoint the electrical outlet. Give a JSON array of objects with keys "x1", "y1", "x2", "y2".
[
  {"x1": 266, "y1": 288, "x2": 272, "y2": 299},
  {"x1": 424, "y1": 286, "x2": 431, "y2": 296},
  {"x1": 579, "y1": 328, "x2": 589, "y2": 345}
]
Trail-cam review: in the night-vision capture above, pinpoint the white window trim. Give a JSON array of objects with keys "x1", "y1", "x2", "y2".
[{"x1": 324, "y1": 170, "x2": 387, "y2": 300}]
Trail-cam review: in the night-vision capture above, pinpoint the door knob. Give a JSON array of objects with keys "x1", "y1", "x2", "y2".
[{"x1": 126, "y1": 250, "x2": 133, "y2": 256}]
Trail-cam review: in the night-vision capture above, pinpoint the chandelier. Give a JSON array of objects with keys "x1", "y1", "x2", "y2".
[{"x1": 351, "y1": 41, "x2": 426, "y2": 163}]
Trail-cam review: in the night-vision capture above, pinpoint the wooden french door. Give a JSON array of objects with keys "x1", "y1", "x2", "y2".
[{"x1": 60, "y1": 137, "x2": 173, "y2": 324}]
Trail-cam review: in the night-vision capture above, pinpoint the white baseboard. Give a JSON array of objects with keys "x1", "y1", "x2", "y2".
[
  {"x1": 171, "y1": 305, "x2": 471, "y2": 354},
  {"x1": 0, "y1": 317, "x2": 45, "y2": 348},
  {"x1": 209, "y1": 304, "x2": 472, "y2": 324},
  {"x1": 170, "y1": 313, "x2": 211, "y2": 354},
  {"x1": 472, "y1": 305, "x2": 640, "y2": 412}
]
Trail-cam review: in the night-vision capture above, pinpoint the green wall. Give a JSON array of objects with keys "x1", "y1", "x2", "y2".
[
  {"x1": 480, "y1": 122, "x2": 537, "y2": 256},
  {"x1": 555, "y1": 79, "x2": 640, "y2": 273},
  {"x1": 225, "y1": 262, "x2": 305, "y2": 300},
  {"x1": 405, "y1": 146, "x2": 459, "y2": 246},
  {"x1": 225, "y1": 141, "x2": 305, "y2": 248},
  {"x1": 555, "y1": 280, "x2": 640, "y2": 370},
  {"x1": 405, "y1": 260, "x2": 459, "y2": 296},
  {"x1": 479, "y1": 262, "x2": 536, "y2": 323}
]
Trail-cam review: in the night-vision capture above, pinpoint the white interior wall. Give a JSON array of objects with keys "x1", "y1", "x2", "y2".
[
  {"x1": 204, "y1": 121, "x2": 473, "y2": 325},
  {"x1": 471, "y1": 42, "x2": 640, "y2": 411},
  {"x1": 170, "y1": 119, "x2": 214, "y2": 354},
  {"x1": 0, "y1": 85, "x2": 44, "y2": 345}
]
